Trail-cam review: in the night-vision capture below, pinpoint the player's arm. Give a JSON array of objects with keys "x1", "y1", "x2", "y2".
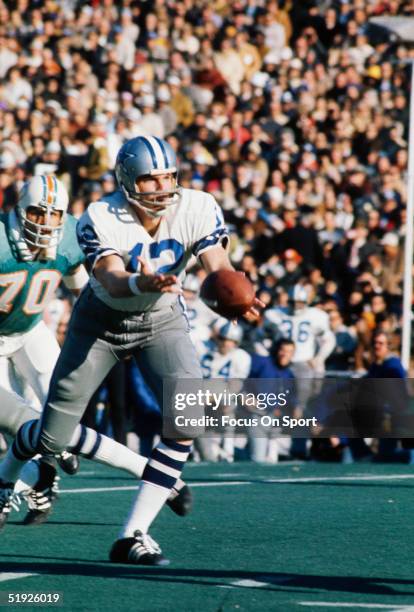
[
  {"x1": 77, "y1": 210, "x2": 180, "y2": 297},
  {"x1": 312, "y1": 327, "x2": 336, "y2": 371},
  {"x1": 93, "y1": 253, "x2": 181, "y2": 298},
  {"x1": 199, "y1": 244, "x2": 234, "y2": 274},
  {"x1": 200, "y1": 246, "x2": 264, "y2": 322},
  {"x1": 62, "y1": 264, "x2": 89, "y2": 297}
]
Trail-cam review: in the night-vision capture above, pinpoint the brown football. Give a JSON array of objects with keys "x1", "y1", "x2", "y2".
[{"x1": 200, "y1": 270, "x2": 256, "y2": 319}]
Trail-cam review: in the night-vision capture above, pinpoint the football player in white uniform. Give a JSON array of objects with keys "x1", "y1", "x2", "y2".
[
  {"x1": 0, "y1": 136, "x2": 262, "y2": 565},
  {"x1": 195, "y1": 319, "x2": 251, "y2": 462},
  {"x1": 263, "y1": 284, "x2": 335, "y2": 376},
  {"x1": 181, "y1": 274, "x2": 216, "y2": 344},
  {"x1": 0, "y1": 176, "x2": 200, "y2": 527},
  {"x1": 197, "y1": 319, "x2": 252, "y2": 380},
  {"x1": 263, "y1": 285, "x2": 335, "y2": 458}
]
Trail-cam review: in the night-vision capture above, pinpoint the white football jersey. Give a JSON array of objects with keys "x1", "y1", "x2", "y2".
[
  {"x1": 181, "y1": 295, "x2": 217, "y2": 344},
  {"x1": 196, "y1": 340, "x2": 252, "y2": 380},
  {"x1": 263, "y1": 306, "x2": 334, "y2": 363},
  {"x1": 77, "y1": 189, "x2": 228, "y2": 311}
]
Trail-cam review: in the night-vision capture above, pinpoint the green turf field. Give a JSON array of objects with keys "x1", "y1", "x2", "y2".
[{"x1": 1, "y1": 461, "x2": 413, "y2": 611}]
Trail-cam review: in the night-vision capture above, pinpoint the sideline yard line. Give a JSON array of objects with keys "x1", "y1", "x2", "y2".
[
  {"x1": 220, "y1": 576, "x2": 293, "y2": 589},
  {"x1": 60, "y1": 481, "x2": 251, "y2": 494},
  {"x1": 0, "y1": 573, "x2": 37, "y2": 583},
  {"x1": 299, "y1": 603, "x2": 414, "y2": 610},
  {"x1": 59, "y1": 473, "x2": 414, "y2": 495},
  {"x1": 266, "y1": 474, "x2": 414, "y2": 483}
]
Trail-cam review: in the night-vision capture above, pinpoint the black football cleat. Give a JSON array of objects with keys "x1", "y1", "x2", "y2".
[
  {"x1": 57, "y1": 451, "x2": 80, "y2": 475},
  {"x1": 166, "y1": 484, "x2": 193, "y2": 516},
  {"x1": 22, "y1": 462, "x2": 59, "y2": 526},
  {"x1": 109, "y1": 530, "x2": 169, "y2": 566}
]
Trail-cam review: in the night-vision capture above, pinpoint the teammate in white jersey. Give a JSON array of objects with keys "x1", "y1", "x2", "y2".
[
  {"x1": 263, "y1": 284, "x2": 336, "y2": 458},
  {"x1": 197, "y1": 318, "x2": 251, "y2": 380},
  {"x1": 181, "y1": 274, "x2": 216, "y2": 344},
  {"x1": 263, "y1": 285, "x2": 335, "y2": 373},
  {"x1": 195, "y1": 319, "x2": 251, "y2": 462},
  {"x1": 1, "y1": 136, "x2": 263, "y2": 565},
  {"x1": 263, "y1": 284, "x2": 335, "y2": 459}
]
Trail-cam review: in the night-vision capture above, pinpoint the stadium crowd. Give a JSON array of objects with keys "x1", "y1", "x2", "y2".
[{"x1": 0, "y1": 0, "x2": 414, "y2": 463}]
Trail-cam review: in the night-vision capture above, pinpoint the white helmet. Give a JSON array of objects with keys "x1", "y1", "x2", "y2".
[
  {"x1": 17, "y1": 175, "x2": 68, "y2": 250},
  {"x1": 288, "y1": 284, "x2": 309, "y2": 314},
  {"x1": 213, "y1": 318, "x2": 243, "y2": 343}
]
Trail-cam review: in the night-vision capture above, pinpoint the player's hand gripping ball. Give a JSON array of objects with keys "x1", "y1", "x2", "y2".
[{"x1": 200, "y1": 270, "x2": 256, "y2": 319}]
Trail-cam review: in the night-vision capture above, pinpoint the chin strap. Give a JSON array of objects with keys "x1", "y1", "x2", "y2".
[
  {"x1": 8, "y1": 209, "x2": 34, "y2": 262},
  {"x1": 37, "y1": 245, "x2": 58, "y2": 261},
  {"x1": 121, "y1": 186, "x2": 181, "y2": 219}
]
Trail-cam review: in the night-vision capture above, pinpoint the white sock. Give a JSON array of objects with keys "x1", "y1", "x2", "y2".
[
  {"x1": 68, "y1": 425, "x2": 148, "y2": 477},
  {"x1": 122, "y1": 482, "x2": 171, "y2": 537},
  {"x1": 120, "y1": 439, "x2": 191, "y2": 537}
]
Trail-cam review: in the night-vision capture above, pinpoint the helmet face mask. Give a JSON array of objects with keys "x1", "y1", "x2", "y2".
[
  {"x1": 115, "y1": 136, "x2": 182, "y2": 218},
  {"x1": 133, "y1": 171, "x2": 181, "y2": 218},
  {"x1": 288, "y1": 285, "x2": 309, "y2": 315},
  {"x1": 212, "y1": 318, "x2": 243, "y2": 354},
  {"x1": 216, "y1": 335, "x2": 238, "y2": 355},
  {"x1": 20, "y1": 206, "x2": 64, "y2": 249},
  {"x1": 288, "y1": 300, "x2": 307, "y2": 315},
  {"x1": 17, "y1": 175, "x2": 68, "y2": 251}
]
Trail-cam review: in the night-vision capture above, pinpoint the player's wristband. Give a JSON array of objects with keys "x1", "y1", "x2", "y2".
[{"x1": 128, "y1": 274, "x2": 141, "y2": 296}]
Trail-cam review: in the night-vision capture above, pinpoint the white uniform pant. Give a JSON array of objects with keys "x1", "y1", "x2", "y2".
[{"x1": 0, "y1": 321, "x2": 60, "y2": 411}]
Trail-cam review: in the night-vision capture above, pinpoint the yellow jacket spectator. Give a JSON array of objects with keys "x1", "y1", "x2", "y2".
[
  {"x1": 235, "y1": 32, "x2": 263, "y2": 81},
  {"x1": 168, "y1": 76, "x2": 195, "y2": 127}
]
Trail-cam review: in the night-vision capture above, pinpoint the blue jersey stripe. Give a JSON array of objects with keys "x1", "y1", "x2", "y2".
[{"x1": 192, "y1": 227, "x2": 228, "y2": 256}]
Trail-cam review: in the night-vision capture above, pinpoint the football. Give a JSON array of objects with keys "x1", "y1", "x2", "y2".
[{"x1": 200, "y1": 270, "x2": 256, "y2": 319}]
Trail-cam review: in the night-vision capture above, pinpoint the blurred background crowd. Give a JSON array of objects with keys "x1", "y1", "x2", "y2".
[{"x1": 1, "y1": 0, "x2": 414, "y2": 463}]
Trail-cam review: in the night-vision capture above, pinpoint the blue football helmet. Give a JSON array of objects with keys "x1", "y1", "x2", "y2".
[{"x1": 115, "y1": 136, "x2": 181, "y2": 217}]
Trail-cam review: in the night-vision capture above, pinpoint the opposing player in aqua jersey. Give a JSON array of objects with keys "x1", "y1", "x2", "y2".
[
  {"x1": 0, "y1": 175, "x2": 192, "y2": 527},
  {"x1": 0, "y1": 175, "x2": 88, "y2": 523}
]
